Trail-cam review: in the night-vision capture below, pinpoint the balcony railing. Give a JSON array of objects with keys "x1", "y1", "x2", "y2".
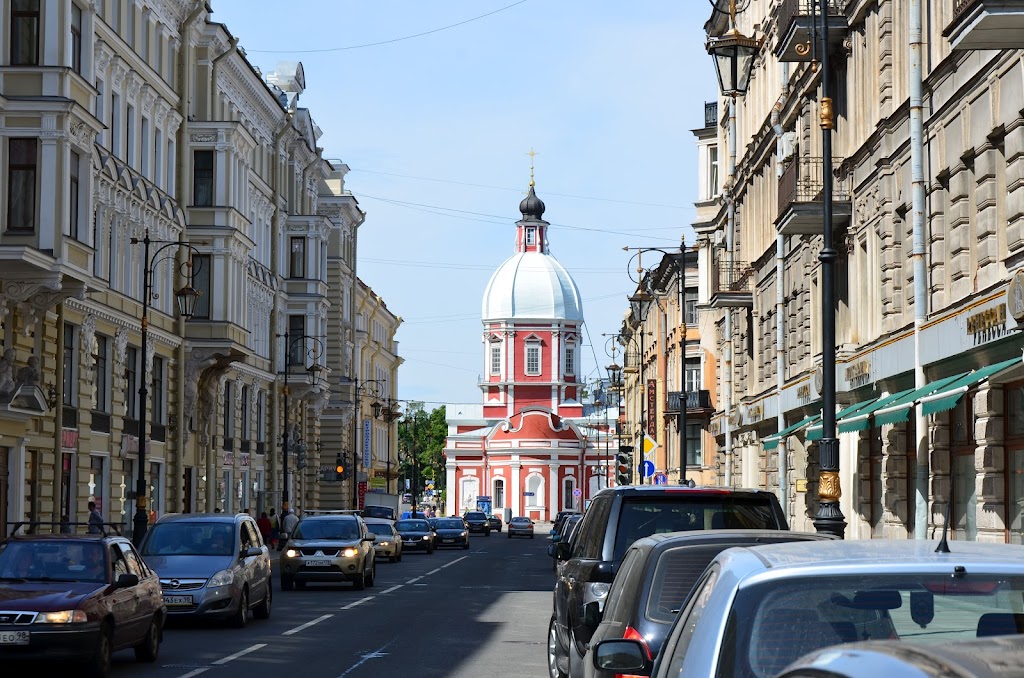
[
  {"x1": 223, "y1": 437, "x2": 234, "y2": 452},
  {"x1": 123, "y1": 418, "x2": 139, "y2": 437},
  {"x1": 240, "y1": 439, "x2": 251, "y2": 453},
  {"x1": 953, "y1": 0, "x2": 980, "y2": 21},
  {"x1": 704, "y1": 101, "x2": 718, "y2": 128},
  {"x1": 91, "y1": 411, "x2": 111, "y2": 434},
  {"x1": 622, "y1": 343, "x2": 642, "y2": 372},
  {"x1": 256, "y1": 441, "x2": 266, "y2": 455},
  {"x1": 778, "y1": 156, "x2": 851, "y2": 217},
  {"x1": 717, "y1": 262, "x2": 754, "y2": 294},
  {"x1": 774, "y1": 0, "x2": 848, "y2": 61},
  {"x1": 667, "y1": 390, "x2": 714, "y2": 412},
  {"x1": 945, "y1": 0, "x2": 1024, "y2": 51}
]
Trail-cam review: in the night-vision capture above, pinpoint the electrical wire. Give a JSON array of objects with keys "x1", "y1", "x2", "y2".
[
  {"x1": 360, "y1": 256, "x2": 619, "y2": 274},
  {"x1": 399, "y1": 292, "x2": 623, "y2": 324},
  {"x1": 246, "y1": 1, "x2": 529, "y2": 54}
]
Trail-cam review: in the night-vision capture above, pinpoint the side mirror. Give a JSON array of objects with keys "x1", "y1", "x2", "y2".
[
  {"x1": 115, "y1": 573, "x2": 140, "y2": 589},
  {"x1": 592, "y1": 639, "x2": 651, "y2": 676},
  {"x1": 583, "y1": 601, "x2": 603, "y2": 628},
  {"x1": 362, "y1": 535, "x2": 376, "y2": 542},
  {"x1": 244, "y1": 546, "x2": 263, "y2": 558},
  {"x1": 547, "y1": 543, "x2": 557, "y2": 559},
  {"x1": 554, "y1": 541, "x2": 572, "y2": 561}
]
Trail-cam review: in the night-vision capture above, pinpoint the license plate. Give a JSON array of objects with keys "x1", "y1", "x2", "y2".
[
  {"x1": 304, "y1": 559, "x2": 331, "y2": 567},
  {"x1": 443, "y1": 539, "x2": 454, "y2": 543},
  {"x1": 163, "y1": 595, "x2": 193, "y2": 606},
  {"x1": 0, "y1": 631, "x2": 29, "y2": 645}
]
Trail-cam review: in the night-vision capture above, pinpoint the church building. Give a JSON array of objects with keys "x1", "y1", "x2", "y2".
[{"x1": 443, "y1": 183, "x2": 614, "y2": 521}]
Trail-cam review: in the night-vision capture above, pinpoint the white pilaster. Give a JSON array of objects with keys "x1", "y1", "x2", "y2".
[
  {"x1": 511, "y1": 459, "x2": 521, "y2": 516},
  {"x1": 446, "y1": 461, "x2": 456, "y2": 517},
  {"x1": 548, "y1": 461, "x2": 559, "y2": 522}
]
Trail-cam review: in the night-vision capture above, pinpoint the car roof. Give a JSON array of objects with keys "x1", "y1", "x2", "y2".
[
  {"x1": 154, "y1": 513, "x2": 249, "y2": 524},
  {"x1": 631, "y1": 530, "x2": 829, "y2": 552},
  {"x1": 362, "y1": 517, "x2": 395, "y2": 525},
  {"x1": 592, "y1": 485, "x2": 775, "y2": 498},
  {"x1": 3, "y1": 533, "x2": 127, "y2": 544},
  {"x1": 300, "y1": 514, "x2": 360, "y2": 522}
]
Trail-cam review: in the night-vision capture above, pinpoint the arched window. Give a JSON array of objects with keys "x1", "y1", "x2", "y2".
[
  {"x1": 525, "y1": 474, "x2": 543, "y2": 507},
  {"x1": 588, "y1": 474, "x2": 601, "y2": 498},
  {"x1": 460, "y1": 476, "x2": 479, "y2": 513},
  {"x1": 493, "y1": 478, "x2": 505, "y2": 509},
  {"x1": 562, "y1": 477, "x2": 576, "y2": 510}
]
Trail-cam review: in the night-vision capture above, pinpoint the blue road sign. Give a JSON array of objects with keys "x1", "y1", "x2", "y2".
[
  {"x1": 640, "y1": 460, "x2": 655, "y2": 478},
  {"x1": 653, "y1": 472, "x2": 668, "y2": 485}
]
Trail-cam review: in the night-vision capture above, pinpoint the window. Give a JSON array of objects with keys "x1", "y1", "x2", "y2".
[
  {"x1": 526, "y1": 342, "x2": 541, "y2": 376},
  {"x1": 154, "y1": 130, "x2": 162, "y2": 187},
  {"x1": 126, "y1": 105, "x2": 135, "y2": 166},
  {"x1": 125, "y1": 347, "x2": 138, "y2": 419},
  {"x1": 140, "y1": 117, "x2": 149, "y2": 178},
  {"x1": 224, "y1": 381, "x2": 233, "y2": 437},
  {"x1": 563, "y1": 477, "x2": 575, "y2": 510},
  {"x1": 288, "y1": 316, "x2": 305, "y2": 366},
  {"x1": 69, "y1": 151, "x2": 81, "y2": 240},
  {"x1": 94, "y1": 335, "x2": 109, "y2": 413},
  {"x1": 96, "y1": 81, "x2": 105, "y2": 145},
  {"x1": 256, "y1": 391, "x2": 265, "y2": 442},
  {"x1": 152, "y1": 356, "x2": 164, "y2": 424},
  {"x1": 685, "y1": 422, "x2": 702, "y2": 467},
  {"x1": 88, "y1": 455, "x2": 105, "y2": 521},
  {"x1": 493, "y1": 478, "x2": 504, "y2": 509},
  {"x1": 289, "y1": 237, "x2": 305, "y2": 278},
  {"x1": 526, "y1": 228, "x2": 536, "y2": 245},
  {"x1": 7, "y1": 138, "x2": 38, "y2": 233},
  {"x1": 110, "y1": 545, "x2": 129, "y2": 579},
  {"x1": 192, "y1": 254, "x2": 211, "y2": 318},
  {"x1": 685, "y1": 359, "x2": 701, "y2": 393},
  {"x1": 707, "y1": 145, "x2": 719, "y2": 199},
  {"x1": 490, "y1": 344, "x2": 501, "y2": 375},
  {"x1": 193, "y1": 150, "x2": 214, "y2": 206},
  {"x1": 564, "y1": 343, "x2": 575, "y2": 376},
  {"x1": 684, "y1": 291, "x2": 698, "y2": 325},
  {"x1": 140, "y1": 17, "x2": 149, "y2": 60},
  {"x1": 149, "y1": 462, "x2": 162, "y2": 519},
  {"x1": 111, "y1": 93, "x2": 121, "y2": 156},
  {"x1": 11, "y1": 0, "x2": 40, "y2": 65},
  {"x1": 240, "y1": 385, "x2": 249, "y2": 439},
  {"x1": 63, "y1": 324, "x2": 76, "y2": 405},
  {"x1": 71, "y1": 3, "x2": 82, "y2": 73}
]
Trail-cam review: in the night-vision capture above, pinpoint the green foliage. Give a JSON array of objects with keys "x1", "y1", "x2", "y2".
[{"x1": 397, "y1": 404, "x2": 447, "y2": 493}]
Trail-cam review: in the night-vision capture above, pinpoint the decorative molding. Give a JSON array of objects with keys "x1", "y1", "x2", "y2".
[
  {"x1": 81, "y1": 314, "x2": 97, "y2": 380},
  {"x1": 145, "y1": 341, "x2": 156, "y2": 384},
  {"x1": 190, "y1": 132, "x2": 217, "y2": 143}
]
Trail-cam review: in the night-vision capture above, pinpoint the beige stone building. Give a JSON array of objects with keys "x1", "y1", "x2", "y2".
[{"x1": 700, "y1": 0, "x2": 1024, "y2": 541}]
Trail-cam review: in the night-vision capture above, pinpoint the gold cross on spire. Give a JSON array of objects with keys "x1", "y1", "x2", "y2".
[{"x1": 527, "y1": 147, "x2": 539, "y2": 187}]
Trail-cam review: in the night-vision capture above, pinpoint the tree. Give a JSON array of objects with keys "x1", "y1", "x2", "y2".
[{"x1": 398, "y1": 403, "x2": 447, "y2": 496}]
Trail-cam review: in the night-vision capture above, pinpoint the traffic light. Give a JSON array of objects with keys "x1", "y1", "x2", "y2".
[
  {"x1": 296, "y1": 443, "x2": 307, "y2": 470},
  {"x1": 334, "y1": 453, "x2": 344, "y2": 482},
  {"x1": 616, "y1": 445, "x2": 634, "y2": 486}
]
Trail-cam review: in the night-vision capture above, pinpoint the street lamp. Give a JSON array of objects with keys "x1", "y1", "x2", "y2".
[
  {"x1": 627, "y1": 286, "x2": 655, "y2": 485},
  {"x1": 129, "y1": 230, "x2": 203, "y2": 547},
  {"x1": 706, "y1": 0, "x2": 759, "y2": 96},
  {"x1": 276, "y1": 332, "x2": 326, "y2": 518}
]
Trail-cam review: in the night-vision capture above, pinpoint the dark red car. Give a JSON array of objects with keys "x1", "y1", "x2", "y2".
[{"x1": 0, "y1": 529, "x2": 166, "y2": 676}]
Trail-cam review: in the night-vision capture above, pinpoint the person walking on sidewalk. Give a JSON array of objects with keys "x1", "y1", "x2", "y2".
[
  {"x1": 257, "y1": 511, "x2": 272, "y2": 546},
  {"x1": 279, "y1": 509, "x2": 298, "y2": 552},
  {"x1": 87, "y1": 501, "x2": 103, "y2": 534},
  {"x1": 268, "y1": 509, "x2": 280, "y2": 549}
]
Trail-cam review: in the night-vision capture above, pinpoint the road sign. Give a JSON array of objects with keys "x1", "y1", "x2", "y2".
[
  {"x1": 523, "y1": 491, "x2": 535, "y2": 497},
  {"x1": 640, "y1": 460, "x2": 655, "y2": 478},
  {"x1": 573, "y1": 488, "x2": 582, "y2": 497},
  {"x1": 653, "y1": 472, "x2": 668, "y2": 485},
  {"x1": 642, "y1": 434, "x2": 659, "y2": 456}
]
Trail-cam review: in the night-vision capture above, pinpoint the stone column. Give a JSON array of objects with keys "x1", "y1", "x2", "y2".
[
  {"x1": 445, "y1": 461, "x2": 456, "y2": 517},
  {"x1": 548, "y1": 461, "x2": 559, "y2": 522},
  {"x1": 881, "y1": 422, "x2": 910, "y2": 539},
  {"x1": 975, "y1": 383, "x2": 1006, "y2": 542},
  {"x1": 929, "y1": 411, "x2": 951, "y2": 538},
  {"x1": 511, "y1": 459, "x2": 521, "y2": 517}
]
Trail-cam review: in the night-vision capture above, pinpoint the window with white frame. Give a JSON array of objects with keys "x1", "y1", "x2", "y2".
[
  {"x1": 94, "y1": 335, "x2": 109, "y2": 413},
  {"x1": 526, "y1": 228, "x2": 536, "y2": 245},
  {"x1": 493, "y1": 478, "x2": 504, "y2": 509},
  {"x1": 526, "y1": 341, "x2": 541, "y2": 376},
  {"x1": 152, "y1": 356, "x2": 165, "y2": 424},
  {"x1": 707, "y1": 144, "x2": 719, "y2": 199},
  {"x1": 564, "y1": 342, "x2": 575, "y2": 376},
  {"x1": 490, "y1": 343, "x2": 501, "y2": 375},
  {"x1": 685, "y1": 358, "x2": 701, "y2": 393}
]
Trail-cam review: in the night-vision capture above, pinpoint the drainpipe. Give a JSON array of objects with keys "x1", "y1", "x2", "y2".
[
  {"x1": 270, "y1": 116, "x2": 291, "y2": 503},
  {"x1": 51, "y1": 303, "x2": 65, "y2": 525},
  {"x1": 772, "y1": 62, "x2": 790, "y2": 507},
  {"x1": 724, "y1": 97, "x2": 737, "y2": 487},
  {"x1": 210, "y1": 37, "x2": 239, "y2": 120},
  {"x1": 910, "y1": 0, "x2": 928, "y2": 539}
]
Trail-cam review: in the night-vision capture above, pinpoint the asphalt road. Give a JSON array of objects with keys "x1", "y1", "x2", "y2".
[{"x1": 110, "y1": 524, "x2": 554, "y2": 678}]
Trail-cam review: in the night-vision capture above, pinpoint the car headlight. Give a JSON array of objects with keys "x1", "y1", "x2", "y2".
[
  {"x1": 35, "y1": 609, "x2": 87, "y2": 624},
  {"x1": 587, "y1": 582, "x2": 610, "y2": 601},
  {"x1": 422, "y1": 535, "x2": 430, "y2": 540},
  {"x1": 378, "y1": 541, "x2": 389, "y2": 546},
  {"x1": 207, "y1": 569, "x2": 234, "y2": 588},
  {"x1": 284, "y1": 548, "x2": 299, "y2": 558},
  {"x1": 342, "y1": 548, "x2": 358, "y2": 558},
  {"x1": 461, "y1": 531, "x2": 468, "y2": 537}
]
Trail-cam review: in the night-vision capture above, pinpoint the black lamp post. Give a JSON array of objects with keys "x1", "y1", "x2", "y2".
[
  {"x1": 277, "y1": 332, "x2": 325, "y2": 518},
  {"x1": 606, "y1": 357, "x2": 622, "y2": 490},
  {"x1": 129, "y1": 230, "x2": 202, "y2": 547},
  {"x1": 628, "y1": 287, "x2": 655, "y2": 484},
  {"x1": 706, "y1": 0, "x2": 760, "y2": 97},
  {"x1": 400, "y1": 415, "x2": 419, "y2": 517}
]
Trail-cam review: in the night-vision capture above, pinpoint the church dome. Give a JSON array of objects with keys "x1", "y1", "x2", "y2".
[
  {"x1": 482, "y1": 251, "x2": 583, "y2": 321},
  {"x1": 519, "y1": 185, "x2": 546, "y2": 220}
]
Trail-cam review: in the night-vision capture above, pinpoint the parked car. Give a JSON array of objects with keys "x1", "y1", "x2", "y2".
[
  {"x1": 363, "y1": 518, "x2": 403, "y2": 563},
  {"x1": 139, "y1": 513, "x2": 271, "y2": 627},
  {"x1": 549, "y1": 485, "x2": 789, "y2": 678},
  {"x1": 591, "y1": 540, "x2": 1024, "y2": 678},
  {"x1": 0, "y1": 530, "x2": 166, "y2": 676},
  {"x1": 279, "y1": 513, "x2": 376, "y2": 590},
  {"x1": 583, "y1": 530, "x2": 833, "y2": 678},
  {"x1": 463, "y1": 511, "x2": 492, "y2": 536},
  {"x1": 433, "y1": 518, "x2": 470, "y2": 549},
  {"x1": 777, "y1": 635, "x2": 1024, "y2": 678},
  {"x1": 487, "y1": 514, "x2": 504, "y2": 532},
  {"x1": 549, "y1": 514, "x2": 583, "y2": 572},
  {"x1": 395, "y1": 519, "x2": 435, "y2": 554},
  {"x1": 550, "y1": 511, "x2": 581, "y2": 542},
  {"x1": 400, "y1": 511, "x2": 428, "y2": 520},
  {"x1": 508, "y1": 516, "x2": 535, "y2": 538}
]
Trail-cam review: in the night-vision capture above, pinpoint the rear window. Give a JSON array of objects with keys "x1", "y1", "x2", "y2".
[
  {"x1": 465, "y1": 512, "x2": 486, "y2": 520},
  {"x1": 363, "y1": 506, "x2": 395, "y2": 520},
  {"x1": 645, "y1": 545, "x2": 729, "y2": 622},
  {"x1": 612, "y1": 496, "x2": 781, "y2": 561}
]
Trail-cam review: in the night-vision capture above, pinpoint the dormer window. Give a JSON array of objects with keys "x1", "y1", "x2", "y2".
[{"x1": 526, "y1": 228, "x2": 536, "y2": 246}]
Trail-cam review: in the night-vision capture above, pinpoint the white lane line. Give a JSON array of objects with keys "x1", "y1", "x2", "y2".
[
  {"x1": 337, "y1": 640, "x2": 394, "y2": 678},
  {"x1": 340, "y1": 595, "x2": 374, "y2": 610},
  {"x1": 212, "y1": 643, "x2": 267, "y2": 664},
  {"x1": 406, "y1": 576, "x2": 423, "y2": 584},
  {"x1": 441, "y1": 555, "x2": 469, "y2": 568},
  {"x1": 379, "y1": 584, "x2": 403, "y2": 595},
  {"x1": 283, "y1": 614, "x2": 333, "y2": 636},
  {"x1": 177, "y1": 669, "x2": 209, "y2": 678},
  {"x1": 425, "y1": 568, "x2": 442, "y2": 575}
]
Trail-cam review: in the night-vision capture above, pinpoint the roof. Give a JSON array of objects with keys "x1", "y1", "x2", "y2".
[
  {"x1": 154, "y1": 513, "x2": 250, "y2": 524},
  {"x1": 481, "y1": 251, "x2": 583, "y2": 321},
  {"x1": 635, "y1": 530, "x2": 828, "y2": 550},
  {"x1": 592, "y1": 485, "x2": 776, "y2": 499},
  {"x1": 490, "y1": 408, "x2": 579, "y2": 442},
  {"x1": 361, "y1": 517, "x2": 395, "y2": 525}
]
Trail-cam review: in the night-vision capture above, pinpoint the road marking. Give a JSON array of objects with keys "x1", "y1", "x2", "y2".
[
  {"x1": 425, "y1": 567, "x2": 442, "y2": 575},
  {"x1": 212, "y1": 643, "x2": 267, "y2": 664},
  {"x1": 283, "y1": 614, "x2": 333, "y2": 636},
  {"x1": 406, "y1": 576, "x2": 423, "y2": 584},
  {"x1": 441, "y1": 556, "x2": 469, "y2": 568},
  {"x1": 379, "y1": 584, "x2": 403, "y2": 594},
  {"x1": 177, "y1": 670, "x2": 209, "y2": 678},
  {"x1": 337, "y1": 640, "x2": 394, "y2": 678},
  {"x1": 340, "y1": 595, "x2": 374, "y2": 610}
]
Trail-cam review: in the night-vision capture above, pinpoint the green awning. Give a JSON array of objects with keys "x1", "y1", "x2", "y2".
[
  {"x1": 919, "y1": 356, "x2": 1023, "y2": 416},
  {"x1": 763, "y1": 415, "x2": 820, "y2": 450},
  {"x1": 834, "y1": 388, "x2": 915, "y2": 433},
  {"x1": 872, "y1": 372, "x2": 970, "y2": 427},
  {"x1": 806, "y1": 397, "x2": 881, "y2": 441}
]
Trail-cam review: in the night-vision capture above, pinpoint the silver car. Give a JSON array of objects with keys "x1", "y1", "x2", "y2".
[
  {"x1": 363, "y1": 517, "x2": 403, "y2": 563},
  {"x1": 592, "y1": 540, "x2": 1024, "y2": 678},
  {"x1": 139, "y1": 513, "x2": 272, "y2": 628}
]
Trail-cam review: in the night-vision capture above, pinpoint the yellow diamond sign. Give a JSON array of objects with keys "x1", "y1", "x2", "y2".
[{"x1": 643, "y1": 434, "x2": 659, "y2": 456}]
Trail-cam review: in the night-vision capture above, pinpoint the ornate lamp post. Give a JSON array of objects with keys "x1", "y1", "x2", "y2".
[
  {"x1": 706, "y1": 0, "x2": 759, "y2": 97},
  {"x1": 129, "y1": 231, "x2": 202, "y2": 547},
  {"x1": 276, "y1": 332, "x2": 326, "y2": 517}
]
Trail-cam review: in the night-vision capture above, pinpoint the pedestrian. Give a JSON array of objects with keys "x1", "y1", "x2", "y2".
[
  {"x1": 279, "y1": 509, "x2": 298, "y2": 552},
  {"x1": 269, "y1": 508, "x2": 280, "y2": 549},
  {"x1": 257, "y1": 511, "x2": 272, "y2": 545},
  {"x1": 87, "y1": 501, "x2": 103, "y2": 534}
]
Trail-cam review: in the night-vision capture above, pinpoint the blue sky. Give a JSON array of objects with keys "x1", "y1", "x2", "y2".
[{"x1": 213, "y1": 1, "x2": 719, "y2": 407}]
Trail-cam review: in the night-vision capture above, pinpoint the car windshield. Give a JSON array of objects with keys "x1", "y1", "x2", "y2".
[
  {"x1": 613, "y1": 497, "x2": 780, "y2": 561},
  {"x1": 465, "y1": 513, "x2": 486, "y2": 520},
  {"x1": 511, "y1": 518, "x2": 531, "y2": 524},
  {"x1": 437, "y1": 520, "x2": 464, "y2": 529},
  {"x1": 363, "y1": 506, "x2": 395, "y2": 520},
  {"x1": 365, "y1": 524, "x2": 394, "y2": 536},
  {"x1": 141, "y1": 522, "x2": 235, "y2": 556},
  {"x1": 396, "y1": 520, "x2": 429, "y2": 531},
  {"x1": 0, "y1": 541, "x2": 108, "y2": 583},
  {"x1": 717, "y1": 573, "x2": 1024, "y2": 678},
  {"x1": 293, "y1": 520, "x2": 360, "y2": 541}
]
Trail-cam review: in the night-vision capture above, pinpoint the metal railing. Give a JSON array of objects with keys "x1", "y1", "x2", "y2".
[
  {"x1": 778, "y1": 155, "x2": 851, "y2": 216},
  {"x1": 150, "y1": 423, "x2": 166, "y2": 442},
  {"x1": 62, "y1": 406, "x2": 78, "y2": 428},
  {"x1": 716, "y1": 262, "x2": 754, "y2": 294},
  {"x1": 776, "y1": 0, "x2": 847, "y2": 41},
  {"x1": 953, "y1": 0, "x2": 980, "y2": 22},
  {"x1": 667, "y1": 390, "x2": 713, "y2": 412},
  {"x1": 704, "y1": 101, "x2": 718, "y2": 128}
]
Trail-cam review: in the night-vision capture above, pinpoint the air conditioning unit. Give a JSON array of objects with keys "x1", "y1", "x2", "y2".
[{"x1": 714, "y1": 230, "x2": 726, "y2": 248}]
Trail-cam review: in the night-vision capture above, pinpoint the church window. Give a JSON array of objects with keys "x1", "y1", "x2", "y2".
[
  {"x1": 526, "y1": 342, "x2": 541, "y2": 375},
  {"x1": 490, "y1": 344, "x2": 501, "y2": 375},
  {"x1": 564, "y1": 342, "x2": 575, "y2": 376},
  {"x1": 563, "y1": 477, "x2": 575, "y2": 510},
  {"x1": 493, "y1": 479, "x2": 504, "y2": 509},
  {"x1": 526, "y1": 228, "x2": 536, "y2": 245}
]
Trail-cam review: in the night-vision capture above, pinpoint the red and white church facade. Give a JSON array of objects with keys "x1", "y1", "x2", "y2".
[{"x1": 443, "y1": 184, "x2": 614, "y2": 521}]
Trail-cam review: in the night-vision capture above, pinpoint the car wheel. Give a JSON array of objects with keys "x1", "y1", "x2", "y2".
[
  {"x1": 547, "y1": 616, "x2": 568, "y2": 678},
  {"x1": 295, "y1": 580, "x2": 306, "y2": 589},
  {"x1": 531, "y1": 534, "x2": 535, "y2": 539},
  {"x1": 485, "y1": 529, "x2": 491, "y2": 537},
  {"x1": 133, "y1": 615, "x2": 160, "y2": 663},
  {"x1": 397, "y1": 550, "x2": 403, "y2": 562},
  {"x1": 353, "y1": 564, "x2": 366, "y2": 591},
  {"x1": 281, "y1": 575, "x2": 294, "y2": 591},
  {"x1": 367, "y1": 561, "x2": 376, "y2": 587},
  {"x1": 254, "y1": 583, "x2": 272, "y2": 619},
  {"x1": 85, "y1": 621, "x2": 113, "y2": 678},
  {"x1": 390, "y1": 552, "x2": 398, "y2": 563},
  {"x1": 463, "y1": 542, "x2": 470, "y2": 549},
  {"x1": 232, "y1": 588, "x2": 249, "y2": 629}
]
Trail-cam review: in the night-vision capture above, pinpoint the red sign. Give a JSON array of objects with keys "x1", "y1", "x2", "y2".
[
  {"x1": 647, "y1": 379, "x2": 657, "y2": 437},
  {"x1": 357, "y1": 481, "x2": 367, "y2": 509}
]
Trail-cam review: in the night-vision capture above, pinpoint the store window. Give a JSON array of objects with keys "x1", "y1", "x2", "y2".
[{"x1": 88, "y1": 455, "x2": 106, "y2": 519}]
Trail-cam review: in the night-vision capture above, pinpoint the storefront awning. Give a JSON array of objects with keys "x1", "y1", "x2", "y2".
[
  {"x1": 762, "y1": 415, "x2": 819, "y2": 450},
  {"x1": 871, "y1": 372, "x2": 970, "y2": 427},
  {"x1": 919, "y1": 356, "x2": 1023, "y2": 416},
  {"x1": 806, "y1": 397, "x2": 882, "y2": 441}
]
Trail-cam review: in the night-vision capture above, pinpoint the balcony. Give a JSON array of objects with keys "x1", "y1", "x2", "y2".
[
  {"x1": 704, "y1": 101, "x2": 718, "y2": 129},
  {"x1": 667, "y1": 390, "x2": 714, "y2": 414},
  {"x1": 774, "y1": 0, "x2": 849, "y2": 62},
  {"x1": 775, "y1": 155, "x2": 852, "y2": 236},
  {"x1": 709, "y1": 261, "x2": 754, "y2": 308},
  {"x1": 945, "y1": 0, "x2": 1024, "y2": 50}
]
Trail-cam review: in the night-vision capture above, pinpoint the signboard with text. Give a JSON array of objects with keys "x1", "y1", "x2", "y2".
[
  {"x1": 362, "y1": 419, "x2": 371, "y2": 467},
  {"x1": 647, "y1": 380, "x2": 657, "y2": 437}
]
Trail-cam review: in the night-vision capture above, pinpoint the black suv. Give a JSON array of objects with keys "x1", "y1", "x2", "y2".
[
  {"x1": 463, "y1": 511, "x2": 491, "y2": 536},
  {"x1": 547, "y1": 485, "x2": 788, "y2": 678}
]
